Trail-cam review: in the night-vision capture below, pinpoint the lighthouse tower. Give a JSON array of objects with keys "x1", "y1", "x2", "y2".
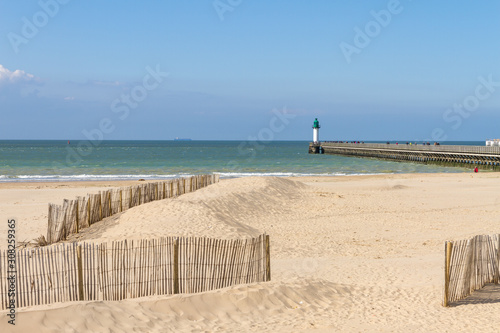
[{"x1": 312, "y1": 118, "x2": 320, "y2": 143}]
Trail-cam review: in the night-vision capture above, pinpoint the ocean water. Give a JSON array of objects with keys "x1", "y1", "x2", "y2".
[{"x1": 0, "y1": 140, "x2": 480, "y2": 182}]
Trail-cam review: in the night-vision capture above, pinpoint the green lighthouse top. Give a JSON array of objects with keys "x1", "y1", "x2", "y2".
[{"x1": 312, "y1": 118, "x2": 320, "y2": 129}]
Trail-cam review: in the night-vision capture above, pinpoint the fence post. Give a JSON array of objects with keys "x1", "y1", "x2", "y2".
[
  {"x1": 265, "y1": 235, "x2": 271, "y2": 282},
  {"x1": 108, "y1": 191, "x2": 112, "y2": 215},
  {"x1": 496, "y1": 235, "x2": 500, "y2": 284},
  {"x1": 444, "y1": 241, "x2": 453, "y2": 307},
  {"x1": 99, "y1": 194, "x2": 103, "y2": 221},
  {"x1": 47, "y1": 204, "x2": 53, "y2": 244},
  {"x1": 173, "y1": 238, "x2": 179, "y2": 294},
  {"x1": 87, "y1": 197, "x2": 91, "y2": 226},
  {"x1": 62, "y1": 199, "x2": 69, "y2": 241},
  {"x1": 120, "y1": 189, "x2": 123, "y2": 212},
  {"x1": 77, "y1": 244, "x2": 84, "y2": 301},
  {"x1": 75, "y1": 200, "x2": 79, "y2": 234}
]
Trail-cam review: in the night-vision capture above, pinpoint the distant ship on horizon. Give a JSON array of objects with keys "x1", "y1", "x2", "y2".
[{"x1": 174, "y1": 137, "x2": 192, "y2": 141}]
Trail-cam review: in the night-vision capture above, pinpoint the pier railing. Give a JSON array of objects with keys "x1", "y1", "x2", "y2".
[
  {"x1": 443, "y1": 234, "x2": 500, "y2": 306},
  {"x1": 314, "y1": 143, "x2": 500, "y2": 169},
  {"x1": 320, "y1": 143, "x2": 500, "y2": 155}
]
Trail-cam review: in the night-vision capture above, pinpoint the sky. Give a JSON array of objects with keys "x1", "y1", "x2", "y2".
[{"x1": 0, "y1": 0, "x2": 499, "y2": 141}]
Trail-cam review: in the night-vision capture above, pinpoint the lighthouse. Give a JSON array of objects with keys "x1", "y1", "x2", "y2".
[{"x1": 312, "y1": 118, "x2": 320, "y2": 143}]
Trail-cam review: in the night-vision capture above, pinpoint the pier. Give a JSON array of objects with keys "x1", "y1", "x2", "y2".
[{"x1": 309, "y1": 142, "x2": 500, "y2": 170}]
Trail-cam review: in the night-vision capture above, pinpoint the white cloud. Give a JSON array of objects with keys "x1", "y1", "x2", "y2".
[
  {"x1": 0, "y1": 64, "x2": 36, "y2": 83},
  {"x1": 64, "y1": 96, "x2": 75, "y2": 101},
  {"x1": 91, "y1": 80, "x2": 124, "y2": 87}
]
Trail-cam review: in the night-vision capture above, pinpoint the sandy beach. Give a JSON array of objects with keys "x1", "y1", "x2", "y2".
[{"x1": 2, "y1": 173, "x2": 500, "y2": 332}]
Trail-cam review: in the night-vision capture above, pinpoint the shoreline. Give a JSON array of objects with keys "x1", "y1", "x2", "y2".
[
  {"x1": 0, "y1": 179, "x2": 161, "y2": 189},
  {"x1": 0, "y1": 170, "x2": 482, "y2": 188}
]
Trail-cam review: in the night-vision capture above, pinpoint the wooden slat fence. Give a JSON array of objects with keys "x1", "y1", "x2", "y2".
[
  {"x1": 443, "y1": 234, "x2": 500, "y2": 306},
  {"x1": 46, "y1": 175, "x2": 219, "y2": 244},
  {"x1": 0, "y1": 234, "x2": 270, "y2": 310}
]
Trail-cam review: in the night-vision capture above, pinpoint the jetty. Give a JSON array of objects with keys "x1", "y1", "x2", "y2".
[{"x1": 309, "y1": 142, "x2": 500, "y2": 170}]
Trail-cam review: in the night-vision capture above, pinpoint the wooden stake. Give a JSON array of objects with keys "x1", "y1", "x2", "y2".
[
  {"x1": 99, "y1": 194, "x2": 102, "y2": 221},
  {"x1": 265, "y1": 235, "x2": 271, "y2": 282},
  {"x1": 108, "y1": 191, "x2": 112, "y2": 216},
  {"x1": 496, "y1": 235, "x2": 500, "y2": 284},
  {"x1": 129, "y1": 187, "x2": 132, "y2": 208},
  {"x1": 77, "y1": 245, "x2": 84, "y2": 301},
  {"x1": 75, "y1": 200, "x2": 79, "y2": 234},
  {"x1": 173, "y1": 238, "x2": 179, "y2": 294},
  {"x1": 87, "y1": 198, "x2": 91, "y2": 226},
  {"x1": 444, "y1": 241, "x2": 453, "y2": 307},
  {"x1": 47, "y1": 204, "x2": 53, "y2": 244}
]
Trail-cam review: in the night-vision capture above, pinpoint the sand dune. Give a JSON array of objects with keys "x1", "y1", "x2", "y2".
[
  {"x1": 2, "y1": 173, "x2": 500, "y2": 332},
  {"x1": 65, "y1": 177, "x2": 306, "y2": 243}
]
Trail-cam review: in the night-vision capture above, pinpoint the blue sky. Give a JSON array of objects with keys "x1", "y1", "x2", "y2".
[{"x1": 0, "y1": 0, "x2": 499, "y2": 141}]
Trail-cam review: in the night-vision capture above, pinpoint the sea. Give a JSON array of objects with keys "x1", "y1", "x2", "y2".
[{"x1": 0, "y1": 140, "x2": 482, "y2": 182}]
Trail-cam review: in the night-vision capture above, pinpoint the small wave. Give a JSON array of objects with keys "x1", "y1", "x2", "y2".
[
  {"x1": 0, "y1": 174, "x2": 192, "y2": 182},
  {"x1": 213, "y1": 172, "x2": 386, "y2": 178},
  {"x1": 0, "y1": 172, "x2": 391, "y2": 182}
]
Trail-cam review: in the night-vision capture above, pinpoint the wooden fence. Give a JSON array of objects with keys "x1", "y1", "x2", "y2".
[
  {"x1": 0, "y1": 234, "x2": 271, "y2": 310},
  {"x1": 47, "y1": 175, "x2": 219, "y2": 244},
  {"x1": 443, "y1": 234, "x2": 500, "y2": 306}
]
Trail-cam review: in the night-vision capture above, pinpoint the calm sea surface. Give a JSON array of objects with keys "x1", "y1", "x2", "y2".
[{"x1": 0, "y1": 140, "x2": 481, "y2": 182}]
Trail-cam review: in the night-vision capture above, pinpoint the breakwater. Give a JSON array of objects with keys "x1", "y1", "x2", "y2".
[{"x1": 309, "y1": 142, "x2": 500, "y2": 170}]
